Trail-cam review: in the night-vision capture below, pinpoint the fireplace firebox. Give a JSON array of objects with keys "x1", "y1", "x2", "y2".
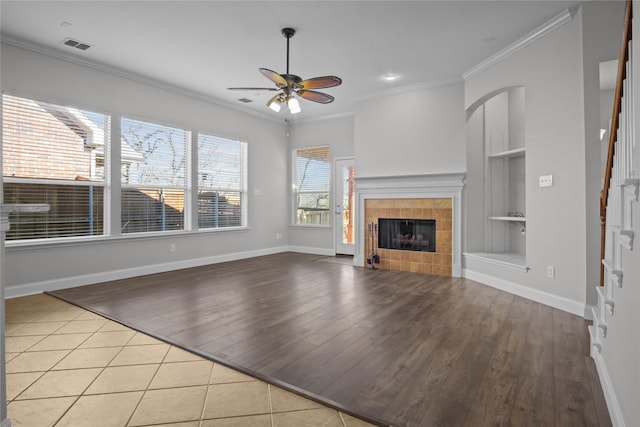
[{"x1": 378, "y1": 218, "x2": 436, "y2": 252}]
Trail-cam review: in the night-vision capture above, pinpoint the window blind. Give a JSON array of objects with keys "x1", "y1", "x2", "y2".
[
  {"x1": 2, "y1": 94, "x2": 108, "y2": 240},
  {"x1": 293, "y1": 146, "x2": 330, "y2": 225},
  {"x1": 120, "y1": 117, "x2": 188, "y2": 233},
  {"x1": 197, "y1": 133, "x2": 247, "y2": 229},
  {"x1": 120, "y1": 117, "x2": 187, "y2": 187}
]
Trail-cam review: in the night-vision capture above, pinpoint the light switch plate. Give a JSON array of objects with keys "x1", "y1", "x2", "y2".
[{"x1": 539, "y1": 175, "x2": 553, "y2": 187}]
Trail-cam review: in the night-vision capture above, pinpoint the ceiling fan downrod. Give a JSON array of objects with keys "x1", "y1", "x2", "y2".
[{"x1": 282, "y1": 27, "x2": 295, "y2": 75}]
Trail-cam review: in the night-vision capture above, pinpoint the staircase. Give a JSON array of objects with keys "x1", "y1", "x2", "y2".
[{"x1": 590, "y1": 1, "x2": 638, "y2": 424}]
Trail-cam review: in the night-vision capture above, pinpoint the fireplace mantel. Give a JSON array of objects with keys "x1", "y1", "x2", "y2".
[{"x1": 353, "y1": 173, "x2": 465, "y2": 276}]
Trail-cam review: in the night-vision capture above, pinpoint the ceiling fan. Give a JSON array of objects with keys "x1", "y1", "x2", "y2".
[{"x1": 228, "y1": 27, "x2": 342, "y2": 114}]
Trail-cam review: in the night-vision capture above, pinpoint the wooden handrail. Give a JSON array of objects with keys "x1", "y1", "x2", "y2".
[{"x1": 600, "y1": 0, "x2": 633, "y2": 286}]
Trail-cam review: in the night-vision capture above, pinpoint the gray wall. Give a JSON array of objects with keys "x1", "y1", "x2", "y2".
[
  {"x1": 287, "y1": 116, "x2": 354, "y2": 253},
  {"x1": 464, "y1": 8, "x2": 590, "y2": 307},
  {"x1": 1, "y1": 43, "x2": 290, "y2": 296},
  {"x1": 353, "y1": 83, "x2": 466, "y2": 178}
]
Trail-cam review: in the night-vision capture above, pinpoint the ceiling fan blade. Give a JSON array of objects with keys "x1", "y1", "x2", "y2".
[
  {"x1": 298, "y1": 76, "x2": 342, "y2": 90},
  {"x1": 259, "y1": 68, "x2": 287, "y2": 88},
  {"x1": 297, "y1": 90, "x2": 335, "y2": 104},
  {"x1": 227, "y1": 87, "x2": 278, "y2": 91}
]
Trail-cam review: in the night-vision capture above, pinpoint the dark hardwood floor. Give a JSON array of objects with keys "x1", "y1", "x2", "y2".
[{"x1": 49, "y1": 252, "x2": 611, "y2": 427}]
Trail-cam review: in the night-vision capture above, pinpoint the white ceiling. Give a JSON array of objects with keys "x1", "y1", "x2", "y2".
[{"x1": 1, "y1": 1, "x2": 582, "y2": 122}]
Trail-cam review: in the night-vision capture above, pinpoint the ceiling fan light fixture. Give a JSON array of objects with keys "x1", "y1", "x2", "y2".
[
  {"x1": 268, "y1": 99, "x2": 282, "y2": 112},
  {"x1": 288, "y1": 97, "x2": 301, "y2": 114},
  {"x1": 228, "y1": 27, "x2": 341, "y2": 115}
]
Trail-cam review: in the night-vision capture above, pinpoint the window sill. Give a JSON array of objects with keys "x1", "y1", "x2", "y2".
[
  {"x1": 5, "y1": 226, "x2": 251, "y2": 251},
  {"x1": 289, "y1": 223, "x2": 331, "y2": 229}
]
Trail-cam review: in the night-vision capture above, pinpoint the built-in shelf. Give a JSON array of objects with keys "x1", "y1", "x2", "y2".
[
  {"x1": 464, "y1": 252, "x2": 529, "y2": 272},
  {"x1": 466, "y1": 88, "x2": 526, "y2": 266},
  {"x1": 488, "y1": 216, "x2": 527, "y2": 222},
  {"x1": 488, "y1": 147, "x2": 526, "y2": 159}
]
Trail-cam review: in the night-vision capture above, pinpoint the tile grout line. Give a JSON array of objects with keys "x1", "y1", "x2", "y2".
[
  {"x1": 76, "y1": 325, "x2": 139, "y2": 406},
  {"x1": 197, "y1": 359, "x2": 218, "y2": 424},
  {"x1": 268, "y1": 384, "x2": 274, "y2": 427},
  {"x1": 8, "y1": 304, "x2": 96, "y2": 404},
  {"x1": 38, "y1": 308, "x2": 102, "y2": 426},
  {"x1": 339, "y1": 411, "x2": 348, "y2": 427},
  {"x1": 123, "y1": 338, "x2": 171, "y2": 427},
  {"x1": 30, "y1": 301, "x2": 138, "y2": 426}
]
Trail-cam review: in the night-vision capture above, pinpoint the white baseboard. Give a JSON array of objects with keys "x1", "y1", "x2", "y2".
[
  {"x1": 6, "y1": 246, "x2": 290, "y2": 299},
  {"x1": 287, "y1": 246, "x2": 335, "y2": 256},
  {"x1": 584, "y1": 304, "x2": 596, "y2": 320},
  {"x1": 462, "y1": 268, "x2": 585, "y2": 316},
  {"x1": 452, "y1": 263, "x2": 462, "y2": 277},
  {"x1": 592, "y1": 346, "x2": 625, "y2": 427}
]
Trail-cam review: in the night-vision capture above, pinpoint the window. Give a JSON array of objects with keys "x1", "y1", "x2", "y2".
[
  {"x1": 198, "y1": 133, "x2": 247, "y2": 229},
  {"x1": 120, "y1": 118, "x2": 188, "y2": 233},
  {"x1": 2, "y1": 94, "x2": 108, "y2": 240},
  {"x1": 293, "y1": 146, "x2": 330, "y2": 225},
  {"x1": 2, "y1": 94, "x2": 248, "y2": 243}
]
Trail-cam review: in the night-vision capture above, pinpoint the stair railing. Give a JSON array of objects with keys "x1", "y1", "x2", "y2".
[{"x1": 600, "y1": 0, "x2": 633, "y2": 286}]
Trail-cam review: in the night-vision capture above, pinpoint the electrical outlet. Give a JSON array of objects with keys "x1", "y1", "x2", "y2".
[
  {"x1": 276, "y1": 233, "x2": 282, "y2": 240},
  {"x1": 539, "y1": 175, "x2": 553, "y2": 187},
  {"x1": 170, "y1": 243, "x2": 176, "y2": 253},
  {"x1": 547, "y1": 265, "x2": 555, "y2": 278}
]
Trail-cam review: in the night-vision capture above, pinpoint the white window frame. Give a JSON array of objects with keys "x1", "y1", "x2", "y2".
[
  {"x1": 292, "y1": 146, "x2": 331, "y2": 228},
  {"x1": 3, "y1": 93, "x2": 250, "y2": 247},
  {"x1": 196, "y1": 132, "x2": 248, "y2": 230},
  {"x1": 2, "y1": 93, "x2": 110, "y2": 243},
  {"x1": 119, "y1": 116, "x2": 190, "y2": 236}
]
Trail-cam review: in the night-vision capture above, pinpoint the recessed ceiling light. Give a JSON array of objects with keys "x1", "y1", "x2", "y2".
[{"x1": 384, "y1": 73, "x2": 398, "y2": 81}]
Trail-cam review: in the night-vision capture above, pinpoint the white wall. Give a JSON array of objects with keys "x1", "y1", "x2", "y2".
[
  {"x1": 464, "y1": 106, "x2": 486, "y2": 253},
  {"x1": 287, "y1": 116, "x2": 354, "y2": 253},
  {"x1": 353, "y1": 83, "x2": 466, "y2": 178},
  {"x1": 1, "y1": 43, "x2": 290, "y2": 296},
  {"x1": 464, "y1": 9, "x2": 588, "y2": 309}
]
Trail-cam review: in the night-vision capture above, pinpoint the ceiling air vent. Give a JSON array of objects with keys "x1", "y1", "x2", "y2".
[
  {"x1": 237, "y1": 98, "x2": 253, "y2": 103},
  {"x1": 62, "y1": 37, "x2": 91, "y2": 51}
]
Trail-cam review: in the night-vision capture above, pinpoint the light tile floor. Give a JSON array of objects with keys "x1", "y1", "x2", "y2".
[{"x1": 4, "y1": 293, "x2": 375, "y2": 427}]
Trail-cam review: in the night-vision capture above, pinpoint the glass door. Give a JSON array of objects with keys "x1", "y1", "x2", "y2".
[{"x1": 335, "y1": 158, "x2": 355, "y2": 255}]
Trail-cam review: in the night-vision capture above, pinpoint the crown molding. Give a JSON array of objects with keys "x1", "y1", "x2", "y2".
[
  {"x1": 463, "y1": 6, "x2": 579, "y2": 81},
  {"x1": 1, "y1": 36, "x2": 284, "y2": 124},
  {"x1": 287, "y1": 111, "x2": 354, "y2": 125},
  {"x1": 353, "y1": 77, "x2": 464, "y2": 104}
]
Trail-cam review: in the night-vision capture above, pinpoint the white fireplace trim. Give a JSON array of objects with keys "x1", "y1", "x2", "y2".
[{"x1": 353, "y1": 173, "x2": 465, "y2": 276}]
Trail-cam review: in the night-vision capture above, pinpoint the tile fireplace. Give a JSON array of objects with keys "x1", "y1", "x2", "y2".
[{"x1": 353, "y1": 173, "x2": 465, "y2": 276}]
